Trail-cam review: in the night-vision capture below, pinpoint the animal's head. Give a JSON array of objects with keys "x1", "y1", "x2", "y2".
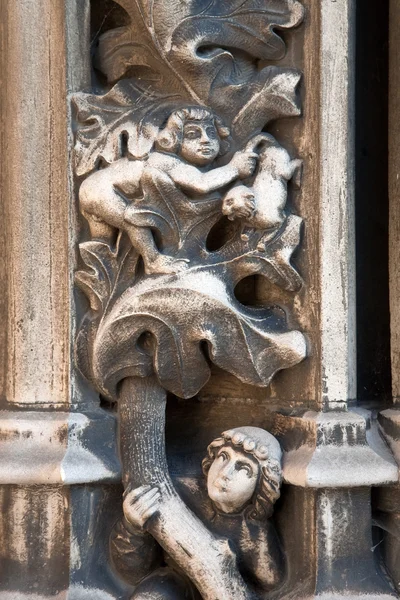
[{"x1": 222, "y1": 185, "x2": 255, "y2": 221}]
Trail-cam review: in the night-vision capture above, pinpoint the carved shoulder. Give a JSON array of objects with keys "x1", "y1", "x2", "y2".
[{"x1": 145, "y1": 151, "x2": 180, "y2": 172}]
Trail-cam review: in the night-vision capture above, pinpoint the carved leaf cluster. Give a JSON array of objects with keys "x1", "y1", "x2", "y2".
[
  {"x1": 75, "y1": 233, "x2": 138, "y2": 313},
  {"x1": 74, "y1": 0, "x2": 306, "y2": 397},
  {"x1": 92, "y1": 254, "x2": 305, "y2": 401},
  {"x1": 76, "y1": 216, "x2": 304, "y2": 398},
  {"x1": 74, "y1": 0, "x2": 303, "y2": 175},
  {"x1": 97, "y1": 0, "x2": 303, "y2": 90}
]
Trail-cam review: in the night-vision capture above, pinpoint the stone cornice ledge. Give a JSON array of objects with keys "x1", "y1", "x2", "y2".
[
  {"x1": 281, "y1": 409, "x2": 398, "y2": 487},
  {"x1": 379, "y1": 409, "x2": 400, "y2": 469},
  {"x1": 0, "y1": 409, "x2": 120, "y2": 485}
]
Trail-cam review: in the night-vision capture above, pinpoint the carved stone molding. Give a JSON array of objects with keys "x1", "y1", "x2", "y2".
[
  {"x1": 0, "y1": 410, "x2": 120, "y2": 485},
  {"x1": 282, "y1": 410, "x2": 398, "y2": 488}
]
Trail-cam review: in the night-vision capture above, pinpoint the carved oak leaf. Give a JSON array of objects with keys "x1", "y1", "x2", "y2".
[
  {"x1": 73, "y1": 81, "x2": 180, "y2": 176},
  {"x1": 75, "y1": 242, "x2": 118, "y2": 313},
  {"x1": 91, "y1": 268, "x2": 306, "y2": 400},
  {"x1": 75, "y1": 233, "x2": 138, "y2": 313},
  {"x1": 95, "y1": 27, "x2": 191, "y2": 99},
  {"x1": 169, "y1": 0, "x2": 304, "y2": 58},
  {"x1": 75, "y1": 213, "x2": 304, "y2": 397},
  {"x1": 75, "y1": 233, "x2": 142, "y2": 386},
  {"x1": 76, "y1": 220, "x2": 305, "y2": 399},
  {"x1": 99, "y1": 0, "x2": 303, "y2": 83},
  {"x1": 230, "y1": 68, "x2": 302, "y2": 144},
  {"x1": 217, "y1": 214, "x2": 304, "y2": 292},
  {"x1": 96, "y1": 0, "x2": 304, "y2": 141}
]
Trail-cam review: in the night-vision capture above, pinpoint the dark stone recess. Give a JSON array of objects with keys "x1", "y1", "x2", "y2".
[{"x1": 355, "y1": 0, "x2": 391, "y2": 406}]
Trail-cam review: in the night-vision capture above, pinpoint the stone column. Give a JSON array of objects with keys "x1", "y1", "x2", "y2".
[
  {"x1": 282, "y1": 1, "x2": 398, "y2": 598},
  {"x1": 0, "y1": 2, "x2": 122, "y2": 597},
  {"x1": 2, "y1": 0, "x2": 70, "y2": 407},
  {"x1": 375, "y1": 0, "x2": 400, "y2": 593},
  {"x1": 319, "y1": 0, "x2": 357, "y2": 412}
]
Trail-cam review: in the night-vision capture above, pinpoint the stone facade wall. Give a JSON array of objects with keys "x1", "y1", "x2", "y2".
[{"x1": 0, "y1": 1, "x2": 399, "y2": 598}]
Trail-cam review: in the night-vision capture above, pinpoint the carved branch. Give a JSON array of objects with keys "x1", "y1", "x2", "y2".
[{"x1": 119, "y1": 376, "x2": 255, "y2": 600}]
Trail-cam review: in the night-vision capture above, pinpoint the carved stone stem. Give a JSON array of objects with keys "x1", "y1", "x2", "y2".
[{"x1": 119, "y1": 376, "x2": 254, "y2": 600}]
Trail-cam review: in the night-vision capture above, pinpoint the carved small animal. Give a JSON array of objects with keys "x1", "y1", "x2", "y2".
[{"x1": 222, "y1": 134, "x2": 302, "y2": 248}]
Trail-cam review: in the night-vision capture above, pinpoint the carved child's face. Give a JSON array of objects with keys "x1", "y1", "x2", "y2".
[
  {"x1": 180, "y1": 120, "x2": 220, "y2": 166},
  {"x1": 207, "y1": 445, "x2": 259, "y2": 514}
]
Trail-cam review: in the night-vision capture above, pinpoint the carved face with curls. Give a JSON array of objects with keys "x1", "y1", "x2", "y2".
[
  {"x1": 202, "y1": 427, "x2": 282, "y2": 519},
  {"x1": 156, "y1": 106, "x2": 231, "y2": 167}
]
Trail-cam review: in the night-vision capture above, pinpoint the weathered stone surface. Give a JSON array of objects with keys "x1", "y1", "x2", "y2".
[
  {"x1": 0, "y1": 410, "x2": 119, "y2": 485},
  {"x1": 0, "y1": 0, "x2": 397, "y2": 598},
  {"x1": 283, "y1": 410, "x2": 398, "y2": 488}
]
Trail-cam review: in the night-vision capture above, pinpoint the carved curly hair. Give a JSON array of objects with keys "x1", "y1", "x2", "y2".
[
  {"x1": 202, "y1": 426, "x2": 283, "y2": 521},
  {"x1": 156, "y1": 106, "x2": 231, "y2": 156}
]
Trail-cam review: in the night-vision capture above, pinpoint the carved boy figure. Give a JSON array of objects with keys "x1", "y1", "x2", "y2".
[
  {"x1": 79, "y1": 106, "x2": 257, "y2": 274},
  {"x1": 221, "y1": 133, "x2": 302, "y2": 250},
  {"x1": 110, "y1": 427, "x2": 284, "y2": 598}
]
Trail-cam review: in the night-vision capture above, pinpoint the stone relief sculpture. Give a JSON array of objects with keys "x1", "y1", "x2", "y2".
[
  {"x1": 221, "y1": 135, "x2": 303, "y2": 247},
  {"x1": 73, "y1": 0, "x2": 306, "y2": 597},
  {"x1": 110, "y1": 427, "x2": 283, "y2": 599},
  {"x1": 79, "y1": 106, "x2": 260, "y2": 274}
]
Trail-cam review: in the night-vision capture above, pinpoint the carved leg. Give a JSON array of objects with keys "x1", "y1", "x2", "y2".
[
  {"x1": 119, "y1": 376, "x2": 255, "y2": 600},
  {"x1": 81, "y1": 209, "x2": 116, "y2": 242},
  {"x1": 123, "y1": 224, "x2": 189, "y2": 274}
]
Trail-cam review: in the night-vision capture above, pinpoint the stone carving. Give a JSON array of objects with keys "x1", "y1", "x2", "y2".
[
  {"x1": 75, "y1": 106, "x2": 306, "y2": 399},
  {"x1": 222, "y1": 135, "x2": 303, "y2": 248},
  {"x1": 73, "y1": 0, "x2": 306, "y2": 597},
  {"x1": 79, "y1": 106, "x2": 259, "y2": 275},
  {"x1": 111, "y1": 427, "x2": 283, "y2": 599}
]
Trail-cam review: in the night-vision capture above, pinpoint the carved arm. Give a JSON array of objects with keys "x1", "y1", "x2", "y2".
[{"x1": 170, "y1": 152, "x2": 257, "y2": 195}]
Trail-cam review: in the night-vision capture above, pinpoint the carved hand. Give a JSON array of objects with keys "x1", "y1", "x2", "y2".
[
  {"x1": 231, "y1": 151, "x2": 258, "y2": 179},
  {"x1": 123, "y1": 484, "x2": 162, "y2": 532}
]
